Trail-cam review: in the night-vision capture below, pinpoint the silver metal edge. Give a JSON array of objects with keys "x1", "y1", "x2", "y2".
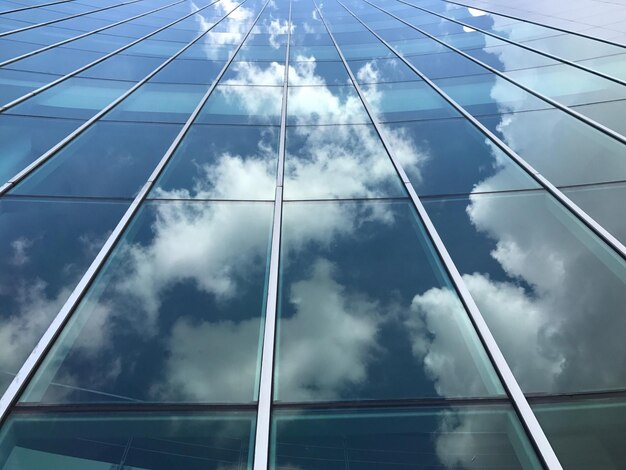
[
  {"x1": 396, "y1": 0, "x2": 626, "y2": 87},
  {"x1": 358, "y1": 0, "x2": 626, "y2": 260},
  {"x1": 437, "y1": 0, "x2": 626, "y2": 50},
  {"x1": 0, "y1": 0, "x2": 271, "y2": 425},
  {"x1": 0, "y1": 0, "x2": 147, "y2": 37},
  {"x1": 0, "y1": 0, "x2": 242, "y2": 196},
  {"x1": 361, "y1": 0, "x2": 626, "y2": 147},
  {"x1": 0, "y1": 0, "x2": 223, "y2": 112},
  {"x1": 253, "y1": 2, "x2": 291, "y2": 467},
  {"x1": 318, "y1": 1, "x2": 564, "y2": 468},
  {"x1": 0, "y1": 0, "x2": 189, "y2": 68}
]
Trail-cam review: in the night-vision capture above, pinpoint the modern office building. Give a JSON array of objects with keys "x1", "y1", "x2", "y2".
[{"x1": 0, "y1": 0, "x2": 625, "y2": 467}]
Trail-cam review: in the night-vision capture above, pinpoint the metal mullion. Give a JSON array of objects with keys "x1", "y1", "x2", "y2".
[
  {"x1": 350, "y1": 0, "x2": 626, "y2": 261},
  {"x1": 0, "y1": 0, "x2": 223, "y2": 113},
  {"x1": 361, "y1": 0, "x2": 626, "y2": 147},
  {"x1": 0, "y1": 0, "x2": 78, "y2": 16},
  {"x1": 253, "y1": 0, "x2": 291, "y2": 467},
  {"x1": 436, "y1": 0, "x2": 626, "y2": 50},
  {"x1": 0, "y1": 0, "x2": 190, "y2": 68},
  {"x1": 313, "y1": 2, "x2": 564, "y2": 469},
  {"x1": 394, "y1": 0, "x2": 626, "y2": 88},
  {"x1": 0, "y1": 0, "x2": 241, "y2": 196},
  {"x1": 0, "y1": 0, "x2": 272, "y2": 427},
  {"x1": 0, "y1": 0, "x2": 148, "y2": 37}
]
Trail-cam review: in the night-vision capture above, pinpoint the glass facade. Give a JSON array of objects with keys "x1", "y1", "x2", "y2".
[{"x1": 0, "y1": 0, "x2": 625, "y2": 468}]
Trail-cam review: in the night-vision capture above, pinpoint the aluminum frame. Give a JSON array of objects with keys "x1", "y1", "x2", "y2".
[
  {"x1": 315, "y1": 1, "x2": 564, "y2": 468},
  {"x1": 0, "y1": 0, "x2": 272, "y2": 426}
]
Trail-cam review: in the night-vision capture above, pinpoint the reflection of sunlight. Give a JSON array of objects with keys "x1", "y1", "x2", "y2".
[
  {"x1": 463, "y1": 25, "x2": 476, "y2": 33},
  {"x1": 467, "y1": 7, "x2": 487, "y2": 17}
]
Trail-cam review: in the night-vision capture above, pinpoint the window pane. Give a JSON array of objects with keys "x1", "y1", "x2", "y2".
[
  {"x1": 0, "y1": 68, "x2": 60, "y2": 106},
  {"x1": 423, "y1": 191, "x2": 626, "y2": 394},
  {"x1": 5, "y1": 46, "x2": 103, "y2": 75},
  {"x1": 11, "y1": 121, "x2": 181, "y2": 198},
  {"x1": 197, "y1": 85, "x2": 283, "y2": 125},
  {"x1": 289, "y1": 60, "x2": 351, "y2": 86},
  {"x1": 22, "y1": 201, "x2": 273, "y2": 404},
  {"x1": 276, "y1": 200, "x2": 503, "y2": 402},
  {"x1": 0, "y1": 198, "x2": 127, "y2": 395},
  {"x1": 0, "y1": 411, "x2": 255, "y2": 470},
  {"x1": 284, "y1": 124, "x2": 406, "y2": 199},
  {"x1": 223, "y1": 61, "x2": 285, "y2": 85},
  {"x1": 78, "y1": 54, "x2": 166, "y2": 81},
  {"x1": 383, "y1": 118, "x2": 539, "y2": 196},
  {"x1": 271, "y1": 405, "x2": 542, "y2": 470},
  {"x1": 349, "y1": 57, "x2": 418, "y2": 84},
  {"x1": 151, "y1": 125, "x2": 279, "y2": 200},
  {"x1": 287, "y1": 85, "x2": 370, "y2": 125},
  {"x1": 152, "y1": 58, "x2": 226, "y2": 85}
]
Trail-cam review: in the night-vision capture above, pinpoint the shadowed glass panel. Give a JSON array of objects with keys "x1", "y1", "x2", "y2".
[
  {"x1": 0, "y1": 411, "x2": 255, "y2": 470},
  {"x1": 0, "y1": 198, "x2": 127, "y2": 396},
  {"x1": 21, "y1": 201, "x2": 273, "y2": 404},
  {"x1": 11, "y1": 121, "x2": 182, "y2": 198},
  {"x1": 424, "y1": 191, "x2": 626, "y2": 394},
  {"x1": 271, "y1": 406, "x2": 542, "y2": 470},
  {"x1": 275, "y1": 200, "x2": 503, "y2": 402}
]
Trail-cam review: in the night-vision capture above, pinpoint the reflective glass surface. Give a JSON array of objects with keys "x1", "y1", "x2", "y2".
[
  {"x1": 197, "y1": 85, "x2": 283, "y2": 125},
  {"x1": 284, "y1": 124, "x2": 406, "y2": 199},
  {"x1": 271, "y1": 406, "x2": 542, "y2": 469},
  {"x1": 424, "y1": 191, "x2": 626, "y2": 394},
  {"x1": 276, "y1": 200, "x2": 503, "y2": 402},
  {"x1": 22, "y1": 201, "x2": 273, "y2": 404},
  {"x1": 534, "y1": 397, "x2": 626, "y2": 470},
  {"x1": 0, "y1": 411, "x2": 255, "y2": 470},
  {"x1": 0, "y1": 198, "x2": 126, "y2": 395},
  {"x1": 152, "y1": 124, "x2": 279, "y2": 200},
  {"x1": 11, "y1": 121, "x2": 182, "y2": 198},
  {"x1": 287, "y1": 85, "x2": 370, "y2": 125}
]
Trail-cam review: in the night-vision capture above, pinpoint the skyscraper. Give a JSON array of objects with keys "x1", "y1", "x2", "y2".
[{"x1": 0, "y1": 0, "x2": 625, "y2": 468}]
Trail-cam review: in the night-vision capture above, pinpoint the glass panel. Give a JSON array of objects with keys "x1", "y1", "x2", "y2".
[
  {"x1": 276, "y1": 200, "x2": 503, "y2": 402},
  {"x1": 289, "y1": 60, "x2": 350, "y2": 86},
  {"x1": 0, "y1": 411, "x2": 255, "y2": 470},
  {"x1": 290, "y1": 44, "x2": 341, "y2": 61},
  {"x1": 362, "y1": 81, "x2": 460, "y2": 122},
  {"x1": 11, "y1": 121, "x2": 181, "y2": 198},
  {"x1": 271, "y1": 406, "x2": 542, "y2": 469},
  {"x1": 235, "y1": 45, "x2": 286, "y2": 61},
  {"x1": 563, "y1": 182, "x2": 626, "y2": 245},
  {"x1": 5, "y1": 46, "x2": 103, "y2": 75},
  {"x1": 284, "y1": 124, "x2": 406, "y2": 199},
  {"x1": 383, "y1": 118, "x2": 539, "y2": 196},
  {"x1": 103, "y1": 82, "x2": 207, "y2": 123},
  {"x1": 348, "y1": 57, "x2": 419, "y2": 84},
  {"x1": 0, "y1": 114, "x2": 83, "y2": 185},
  {"x1": 423, "y1": 191, "x2": 626, "y2": 394},
  {"x1": 22, "y1": 201, "x2": 273, "y2": 404},
  {"x1": 523, "y1": 33, "x2": 625, "y2": 61},
  {"x1": 151, "y1": 124, "x2": 279, "y2": 200},
  {"x1": 222, "y1": 61, "x2": 285, "y2": 86},
  {"x1": 406, "y1": 50, "x2": 489, "y2": 79},
  {"x1": 78, "y1": 54, "x2": 166, "y2": 81},
  {"x1": 287, "y1": 85, "x2": 370, "y2": 125},
  {"x1": 478, "y1": 109, "x2": 626, "y2": 186},
  {"x1": 6, "y1": 77, "x2": 132, "y2": 119},
  {"x1": 578, "y1": 53, "x2": 626, "y2": 82},
  {"x1": 533, "y1": 397, "x2": 626, "y2": 470},
  {"x1": 197, "y1": 85, "x2": 283, "y2": 125},
  {"x1": 0, "y1": 198, "x2": 126, "y2": 395},
  {"x1": 568, "y1": 99, "x2": 626, "y2": 136}
]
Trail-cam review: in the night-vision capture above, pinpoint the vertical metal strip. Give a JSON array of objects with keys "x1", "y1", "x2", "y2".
[
  {"x1": 347, "y1": 0, "x2": 626, "y2": 261},
  {"x1": 359, "y1": 0, "x2": 626, "y2": 146},
  {"x1": 394, "y1": 0, "x2": 626, "y2": 87},
  {"x1": 0, "y1": 0, "x2": 222, "y2": 113},
  {"x1": 0, "y1": 0, "x2": 190, "y2": 68},
  {"x1": 437, "y1": 0, "x2": 626, "y2": 50},
  {"x1": 313, "y1": 2, "x2": 564, "y2": 469},
  {"x1": 253, "y1": 1, "x2": 291, "y2": 468},
  {"x1": 0, "y1": 0, "x2": 148, "y2": 37},
  {"x1": 0, "y1": 0, "x2": 273, "y2": 426},
  {"x1": 0, "y1": 0, "x2": 248, "y2": 196}
]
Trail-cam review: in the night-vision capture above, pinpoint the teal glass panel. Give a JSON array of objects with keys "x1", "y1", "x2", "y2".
[
  {"x1": 0, "y1": 198, "x2": 127, "y2": 395},
  {"x1": 22, "y1": 201, "x2": 273, "y2": 404},
  {"x1": 533, "y1": 397, "x2": 626, "y2": 470},
  {"x1": 222, "y1": 61, "x2": 285, "y2": 85},
  {"x1": 289, "y1": 60, "x2": 350, "y2": 86},
  {"x1": 197, "y1": 85, "x2": 283, "y2": 125},
  {"x1": 287, "y1": 85, "x2": 370, "y2": 125},
  {"x1": 5, "y1": 46, "x2": 103, "y2": 75},
  {"x1": 151, "y1": 124, "x2": 279, "y2": 200},
  {"x1": 271, "y1": 406, "x2": 542, "y2": 469},
  {"x1": 284, "y1": 124, "x2": 406, "y2": 199},
  {"x1": 11, "y1": 121, "x2": 181, "y2": 198},
  {"x1": 383, "y1": 118, "x2": 539, "y2": 196},
  {"x1": 0, "y1": 114, "x2": 83, "y2": 185},
  {"x1": 78, "y1": 53, "x2": 165, "y2": 81},
  {"x1": 276, "y1": 200, "x2": 503, "y2": 402},
  {"x1": 6, "y1": 77, "x2": 132, "y2": 119},
  {"x1": 578, "y1": 53, "x2": 626, "y2": 82},
  {"x1": 348, "y1": 57, "x2": 418, "y2": 83},
  {"x1": 103, "y1": 82, "x2": 207, "y2": 123},
  {"x1": 0, "y1": 411, "x2": 255, "y2": 470},
  {"x1": 0, "y1": 69, "x2": 60, "y2": 106},
  {"x1": 424, "y1": 191, "x2": 626, "y2": 394}
]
